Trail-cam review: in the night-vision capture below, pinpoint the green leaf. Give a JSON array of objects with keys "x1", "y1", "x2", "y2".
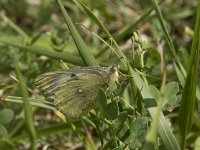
[
  {"x1": 97, "y1": 89, "x2": 107, "y2": 109},
  {"x1": 117, "y1": 122, "x2": 130, "y2": 141},
  {"x1": 150, "y1": 83, "x2": 180, "y2": 112},
  {"x1": 0, "y1": 109, "x2": 14, "y2": 125},
  {"x1": 129, "y1": 117, "x2": 149, "y2": 149},
  {"x1": 163, "y1": 96, "x2": 181, "y2": 112},
  {"x1": 104, "y1": 101, "x2": 119, "y2": 120},
  {"x1": 114, "y1": 77, "x2": 129, "y2": 97},
  {"x1": 0, "y1": 124, "x2": 8, "y2": 139},
  {"x1": 97, "y1": 89, "x2": 119, "y2": 120},
  {"x1": 108, "y1": 79, "x2": 118, "y2": 93},
  {"x1": 149, "y1": 85, "x2": 161, "y2": 100},
  {"x1": 163, "y1": 82, "x2": 179, "y2": 99},
  {"x1": 162, "y1": 82, "x2": 180, "y2": 111},
  {"x1": 113, "y1": 112, "x2": 128, "y2": 132}
]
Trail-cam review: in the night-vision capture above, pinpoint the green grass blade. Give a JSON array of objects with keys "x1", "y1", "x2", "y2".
[
  {"x1": 74, "y1": 0, "x2": 113, "y2": 40},
  {"x1": 9, "y1": 49, "x2": 36, "y2": 150},
  {"x1": 0, "y1": 40, "x2": 84, "y2": 66},
  {"x1": 174, "y1": 63, "x2": 185, "y2": 86},
  {"x1": 72, "y1": 0, "x2": 126, "y2": 66},
  {"x1": 75, "y1": 0, "x2": 154, "y2": 59},
  {"x1": 0, "y1": 14, "x2": 28, "y2": 38},
  {"x1": 2, "y1": 96, "x2": 56, "y2": 111},
  {"x1": 55, "y1": 0, "x2": 98, "y2": 66},
  {"x1": 179, "y1": 1, "x2": 200, "y2": 149},
  {"x1": 114, "y1": 8, "x2": 153, "y2": 42},
  {"x1": 11, "y1": 122, "x2": 82, "y2": 142},
  {"x1": 95, "y1": 2, "x2": 162, "y2": 58},
  {"x1": 74, "y1": 0, "x2": 121, "y2": 58},
  {"x1": 151, "y1": 0, "x2": 179, "y2": 64}
]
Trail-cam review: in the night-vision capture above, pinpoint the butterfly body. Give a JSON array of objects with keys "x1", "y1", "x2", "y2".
[{"x1": 35, "y1": 65, "x2": 118, "y2": 119}]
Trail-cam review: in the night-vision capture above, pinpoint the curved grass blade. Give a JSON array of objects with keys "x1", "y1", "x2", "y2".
[
  {"x1": 11, "y1": 122, "x2": 82, "y2": 142},
  {"x1": 2, "y1": 96, "x2": 56, "y2": 111},
  {"x1": 9, "y1": 49, "x2": 36, "y2": 150},
  {"x1": 151, "y1": 0, "x2": 179, "y2": 64},
  {"x1": 73, "y1": 0, "x2": 126, "y2": 65},
  {"x1": 0, "y1": 41, "x2": 84, "y2": 66},
  {"x1": 95, "y1": 4, "x2": 158, "y2": 58},
  {"x1": 179, "y1": 1, "x2": 200, "y2": 149},
  {"x1": 74, "y1": 0, "x2": 112, "y2": 39},
  {"x1": 55, "y1": 0, "x2": 98, "y2": 66},
  {"x1": 0, "y1": 14, "x2": 28, "y2": 38}
]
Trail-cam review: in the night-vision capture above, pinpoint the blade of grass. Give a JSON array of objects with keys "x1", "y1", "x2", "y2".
[
  {"x1": 0, "y1": 40, "x2": 84, "y2": 66},
  {"x1": 0, "y1": 13, "x2": 28, "y2": 38},
  {"x1": 165, "y1": 8, "x2": 195, "y2": 21},
  {"x1": 74, "y1": 0, "x2": 117, "y2": 46},
  {"x1": 11, "y1": 122, "x2": 82, "y2": 142},
  {"x1": 95, "y1": 2, "x2": 162, "y2": 58},
  {"x1": 8, "y1": 119, "x2": 24, "y2": 138},
  {"x1": 73, "y1": 0, "x2": 126, "y2": 66},
  {"x1": 179, "y1": 0, "x2": 200, "y2": 149},
  {"x1": 2, "y1": 96, "x2": 56, "y2": 111},
  {"x1": 9, "y1": 48, "x2": 36, "y2": 150},
  {"x1": 74, "y1": 0, "x2": 111, "y2": 37},
  {"x1": 56, "y1": 0, "x2": 98, "y2": 66},
  {"x1": 151, "y1": 0, "x2": 179, "y2": 64},
  {"x1": 174, "y1": 63, "x2": 186, "y2": 86},
  {"x1": 114, "y1": 8, "x2": 153, "y2": 42}
]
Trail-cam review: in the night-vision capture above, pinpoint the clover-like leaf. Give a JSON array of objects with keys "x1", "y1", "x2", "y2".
[{"x1": 0, "y1": 109, "x2": 14, "y2": 125}]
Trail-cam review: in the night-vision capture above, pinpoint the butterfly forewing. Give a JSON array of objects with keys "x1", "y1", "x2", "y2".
[{"x1": 34, "y1": 67, "x2": 114, "y2": 119}]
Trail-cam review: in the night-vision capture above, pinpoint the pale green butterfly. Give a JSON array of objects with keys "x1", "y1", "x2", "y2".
[{"x1": 34, "y1": 65, "x2": 119, "y2": 119}]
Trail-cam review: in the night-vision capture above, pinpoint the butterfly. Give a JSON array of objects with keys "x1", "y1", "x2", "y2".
[{"x1": 34, "y1": 65, "x2": 119, "y2": 119}]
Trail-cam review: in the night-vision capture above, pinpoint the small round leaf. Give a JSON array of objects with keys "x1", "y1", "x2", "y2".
[{"x1": 0, "y1": 109, "x2": 14, "y2": 125}]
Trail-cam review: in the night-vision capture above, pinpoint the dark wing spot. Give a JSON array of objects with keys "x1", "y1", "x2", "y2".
[
  {"x1": 71, "y1": 73, "x2": 78, "y2": 79},
  {"x1": 71, "y1": 73, "x2": 76, "y2": 77}
]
